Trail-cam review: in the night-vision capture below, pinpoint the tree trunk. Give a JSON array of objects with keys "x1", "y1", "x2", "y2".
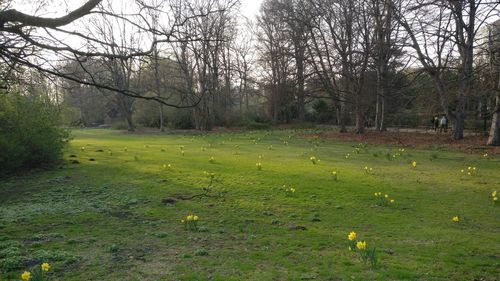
[
  {"x1": 487, "y1": 89, "x2": 500, "y2": 146},
  {"x1": 296, "y1": 48, "x2": 306, "y2": 121},
  {"x1": 124, "y1": 110, "x2": 135, "y2": 132},
  {"x1": 355, "y1": 108, "x2": 364, "y2": 134},
  {"x1": 159, "y1": 104, "x2": 164, "y2": 132}
]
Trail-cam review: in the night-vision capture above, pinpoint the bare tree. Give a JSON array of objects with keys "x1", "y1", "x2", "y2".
[
  {"x1": 486, "y1": 20, "x2": 500, "y2": 145},
  {"x1": 0, "y1": 0, "x2": 237, "y2": 110},
  {"x1": 392, "y1": 0, "x2": 499, "y2": 140}
]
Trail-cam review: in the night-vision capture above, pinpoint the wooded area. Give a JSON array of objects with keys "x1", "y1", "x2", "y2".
[{"x1": 0, "y1": 0, "x2": 499, "y2": 144}]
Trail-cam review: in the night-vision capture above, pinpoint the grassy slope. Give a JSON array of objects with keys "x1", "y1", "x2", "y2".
[{"x1": 0, "y1": 129, "x2": 499, "y2": 281}]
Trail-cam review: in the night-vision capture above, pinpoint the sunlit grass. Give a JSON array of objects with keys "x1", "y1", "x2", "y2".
[{"x1": 0, "y1": 128, "x2": 498, "y2": 280}]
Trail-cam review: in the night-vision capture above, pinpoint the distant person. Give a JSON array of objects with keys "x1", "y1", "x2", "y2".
[
  {"x1": 439, "y1": 115, "x2": 448, "y2": 133},
  {"x1": 432, "y1": 116, "x2": 439, "y2": 131}
]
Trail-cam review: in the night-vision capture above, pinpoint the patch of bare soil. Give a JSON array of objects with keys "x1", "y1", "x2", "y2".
[{"x1": 306, "y1": 130, "x2": 499, "y2": 154}]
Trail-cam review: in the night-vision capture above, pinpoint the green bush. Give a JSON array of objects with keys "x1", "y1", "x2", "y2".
[{"x1": 0, "y1": 92, "x2": 68, "y2": 175}]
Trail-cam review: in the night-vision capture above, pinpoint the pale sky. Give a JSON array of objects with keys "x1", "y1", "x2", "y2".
[{"x1": 240, "y1": 0, "x2": 264, "y2": 19}]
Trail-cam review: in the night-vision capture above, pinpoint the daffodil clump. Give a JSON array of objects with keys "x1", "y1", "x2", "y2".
[
  {"x1": 492, "y1": 191, "x2": 498, "y2": 202},
  {"x1": 331, "y1": 171, "x2": 338, "y2": 181},
  {"x1": 163, "y1": 163, "x2": 172, "y2": 169},
  {"x1": 364, "y1": 166, "x2": 373, "y2": 174},
  {"x1": 310, "y1": 156, "x2": 317, "y2": 164},
  {"x1": 452, "y1": 216, "x2": 460, "y2": 223},
  {"x1": 347, "y1": 231, "x2": 377, "y2": 268},
  {"x1": 256, "y1": 162, "x2": 262, "y2": 171},
  {"x1": 411, "y1": 160, "x2": 417, "y2": 169},
  {"x1": 283, "y1": 185, "x2": 296, "y2": 196},
  {"x1": 203, "y1": 171, "x2": 216, "y2": 180},
  {"x1": 182, "y1": 214, "x2": 200, "y2": 231},
  {"x1": 461, "y1": 166, "x2": 477, "y2": 176},
  {"x1": 374, "y1": 192, "x2": 395, "y2": 206},
  {"x1": 482, "y1": 153, "x2": 488, "y2": 158},
  {"x1": 345, "y1": 153, "x2": 350, "y2": 159},
  {"x1": 21, "y1": 262, "x2": 51, "y2": 281}
]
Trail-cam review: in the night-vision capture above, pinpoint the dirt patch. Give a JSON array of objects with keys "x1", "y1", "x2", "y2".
[{"x1": 305, "y1": 130, "x2": 499, "y2": 154}]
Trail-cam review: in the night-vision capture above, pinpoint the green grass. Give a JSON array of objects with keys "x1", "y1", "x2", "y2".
[{"x1": 1, "y1": 128, "x2": 499, "y2": 281}]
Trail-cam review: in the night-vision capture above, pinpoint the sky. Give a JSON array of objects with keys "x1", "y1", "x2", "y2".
[{"x1": 240, "y1": 0, "x2": 264, "y2": 19}]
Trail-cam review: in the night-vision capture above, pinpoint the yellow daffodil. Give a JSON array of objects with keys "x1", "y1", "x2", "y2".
[
  {"x1": 256, "y1": 162, "x2": 262, "y2": 170},
  {"x1": 187, "y1": 215, "x2": 194, "y2": 221},
  {"x1": 290, "y1": 188, "x2": 296, "y2": 193},
  {"x1": 356, "y1": 241, "x2": 366, "y2": 250},
  {"x1": 41, "y1": 262, "x2": 50, "y2": 272},
  {"x1": 390, "y1": 199, "x2": 395, "y2": 203},
  {"x1": 21, "y1": 271, "x2": 30, "y2": 281},
  {"x1": 492, "y1": 191, "x2": 497, "y2": 197},
  {"x1": 452, "y1": 216, "x2": 460, "y2": 222},
  {"x1": 348, "y1": 231, "x2": 356, "y2": 241},
  {"x1": 193, "y1": 215, "x2": 199, "y2": 221},
  {"x1": 384, "y1": 194, "x2": 388, "y2": 198},
  {"x1": 412, "y1": 161, "x2": 417, "y2": 168}
]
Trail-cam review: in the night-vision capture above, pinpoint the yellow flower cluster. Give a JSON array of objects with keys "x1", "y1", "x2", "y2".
[
  {"x1": 348, "y1": 231, "x2": 356, "y2": 241},
  {"x1": 209, "y1": 156, "x2": 215, "y2": 163},
  {"x1": 21, "y1": 271, "x2": 30, "y2": 281},
  {"x1": 331, "y1": 171, "x2": 338, "y2": 181},
  {"x1": 461, "y1": 166, "x2": 477, "y2": 176},
  {"x1": 374, "y1": 192, "x2": 395, "y2": 205},
  {"x1": 452, "y1": 216, "x2": 460, "y2": 222},
  {"x1": 21, "y1": 263, "x2": 50, "y2": 281},
  {"x1": 186, "y1": 214, "x2": 199, "y2": 221},
  {"x1": 310, "y1": 156, "x2": 318, "y2": 164},
  {"x1": 411, "y1": 161, "x2": 417, "y2": 168},
  {"x1": 492, "y1": 191, "x2": 497, "y2": 202},
  {"x1": 364, "y1": 166, "x2": 373, "y2": 174},
  {"x1": 256, "y1": 162, "x2": 262, "y2": 170},
  {"x1": 356, "y1": 240, "x2": 366, "y2": 250},
  {"x1": 283, "y1": 185, "x2": 296, "y2": 195}
]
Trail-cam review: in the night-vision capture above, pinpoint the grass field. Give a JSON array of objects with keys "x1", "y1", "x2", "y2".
[{"x1": 0, "y1": 129, "x2": 499, "y2": 281}]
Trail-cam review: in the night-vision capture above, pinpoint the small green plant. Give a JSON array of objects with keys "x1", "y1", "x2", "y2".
[
  {"x1": 194, "y1": 248, "x2": 209, "y2": 256},
  {"x1": 108, "y1": 244, "x2": 120, "y2": 253}
]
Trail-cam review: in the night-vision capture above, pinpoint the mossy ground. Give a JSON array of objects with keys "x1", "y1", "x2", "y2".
[{"x1": 1, "y1": 129, "x2": 499, "y2": 280}]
